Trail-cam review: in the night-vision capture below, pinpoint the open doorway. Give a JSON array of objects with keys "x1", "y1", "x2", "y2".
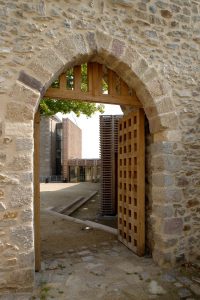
[{"x1": 34, "y1": 62, "x2": 146, "y2": 272}]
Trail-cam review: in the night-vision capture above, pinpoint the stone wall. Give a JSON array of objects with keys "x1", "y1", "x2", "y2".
[{"x1": 0, "y1": 0, "x2": 199, "y2": 294}]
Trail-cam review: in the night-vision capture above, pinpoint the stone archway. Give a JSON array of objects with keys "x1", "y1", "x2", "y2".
[
  {"x1": 2, "y1": 30, "x2": 179, "y2": 291},
  {"x1": 17, "y1": 30, "x2": 178, "y2": 133}
]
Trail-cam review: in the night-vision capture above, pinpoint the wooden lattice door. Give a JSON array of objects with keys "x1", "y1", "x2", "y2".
[{"x1": 118, "y1": 109, "x2": 145, "y2": 256}]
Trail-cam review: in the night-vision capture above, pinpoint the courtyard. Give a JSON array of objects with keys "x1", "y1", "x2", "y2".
[{"x1": 27, "y1": 183, "x2": 200, "y2": 300}]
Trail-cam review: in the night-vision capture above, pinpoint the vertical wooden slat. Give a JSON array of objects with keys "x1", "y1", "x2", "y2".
[
  {"x1": 98, "y1": 63, "x2": 103, "y2": 95},
  {"x1": 92, "y1": 62, "x2": 102, "y2": 96},
  {"x1": 74, "y1": 65, "x2": 82, "y2": 91},
  {"x1": 120, "y1": 79, "x2": 129, "y2": 96},
  {"x1": 108, "y1": 69, "x2": 117, "y2": 96},
  {"x1": 59, "y1": 73, "x2": 66, "y2": 89},
  {"x1": 87, "y1": 62, "x2": 93, "y2": 95},
  {"x1": 34, "y1": 110, "x2": 41, "y2": 272}
]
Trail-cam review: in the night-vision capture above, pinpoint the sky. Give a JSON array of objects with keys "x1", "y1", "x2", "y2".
[{"x1": 57, "y1": 104, "x2": 123, "y2": 159}]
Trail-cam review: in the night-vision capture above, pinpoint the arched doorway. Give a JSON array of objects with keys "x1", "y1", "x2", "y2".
[
  {"x1": 34, "y1": 61, "x2": 146, "y2": 270},
  {"x1": 6, "y1": 31, "x2": 178, "y2": 290}
]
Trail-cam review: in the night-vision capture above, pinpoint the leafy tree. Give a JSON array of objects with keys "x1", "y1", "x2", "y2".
[
  {"x1": 40, "y1": 99, "x2": 104, "y2": 117},
  {"x1": 40, "y1": 63, "x2": 107, "y2": 117}
]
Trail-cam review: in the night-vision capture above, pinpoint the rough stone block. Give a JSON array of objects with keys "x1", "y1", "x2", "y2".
[
  {"x1": 0, "y1": 173, "x2": 19, "y2": 185},
  {"x1": 85, "y1": 31, "x2": 97, "y2": 52},
  {"x1": 16, "y1": 138, "x2": 33, "y2": 152},
  {"x1": 153, "y1": 204, "x2": 174, "y2": 218},
  {"x1": 6, "y1": 268, "x2": 34, "y2": 288},
  {"x1": 0, "y1": 122, "x2": 2, "y2": 137},
  {"x1": 5, "y1": 258, "x2": 17, "y2": 267},
  {"x1": 136, "y1": 86, "x2": 155, "y2": 108},
  {"x1": 163, "y1": 217, "x2": 183, "y2": 235},
  {"x1": 145, "y1": 106, "x2": 159, "y2": 121},
  {"x1": 0, "y1": 189, "x2": 4, "y2": 198},
  {"x1": 19, "y1": 172, "x2": 33, "y2": 184},
  {"x1": 112, "y1": 0, "x2": 133, "y2": 7},
  {"x1": 152, "y1": 173, "x2": 174, "y2": 186},
  {"x1": 95, "y1": 30, "x2": 112, "y2": 55},
  {"x1": 132, "y1": 58, "x2": 149, "y2": 79},
  {"x1": 151, "y1": 141, "x2": 174, "y2": 155},
  {"x1": 122, "y1": 47, "x2": 140, "y2": 68},
  {"x1": 154, "y1": 233, "x2": 178, "y2": 248},
  {"x1": 111, "y1": 39, "x2": 126, "y2": 58},
  {"x1": 156, "y1": 96, "x2": 174, "y2": 114},
  {"x1": 10, "y1": 82, "x2": 40, "y2": 108},
  {"x1": 152, "y1": 154, "x2": 181, "y2": 172},
  {"x1": 174, "y1": 89, "x2": 192, "y2": 98},
  {"x1": 0, "y1": 152, "x2": 6, "y2": 162},
  {"x1": 6, "y1": 102, "x2": 33, "y2": 122},
  {"x1": 54, "y1": 33, "x2": 89, "y2": 66},
  {"x1": 159, "y1": 112, "x2": 178, "y2": 129},
  {"x1": 2, "y1": 211, "x2": 18, "y2": 220},
  {"x1": 149, "y1": 112, "x2": 178, "y2": 133},
  {"x1": 5, "y1": 122, "x2": 33, "y2": 137},
  {"x1": 37, "y1": 48, "x2": 65, "y2": 74},
  {"x1": 8, "y1": 155, "x2": 32, "y2": 171},
  {"x1": 190, "y1": 284, "x2": 200, "y2": 296},
  {"x1": 10, "y1": 185, "x2": 32, "y2": 208},
  {"x1": 18, "y1": 252, "x2": 34, "y2": 269},
  {"x1": 152, "y1": 248, "x2": 173, "y2": 266},
  {"x1": 26, "y1": 60, "x2": 53, "y2": 92},
  {"x1": 146, "y1": 78, "x2": 168, "y2": 98},
  {"x1": 0, "y1": 202, "x2": 6, "y2": 211},
  {"x1": 10, "y1": 225, "x2": 33, "y2": 252},
  {"x1": 176, "y1": 175, "x2": 189, "y2": 187},
  {"x1": 187, "y1": 199, "x2": 199, "y2": 208},
  {"x1": 153, "y1": 130, "x2": 182, "y2": 142},
  {"x1": 18, "y1": 70, "x2": 44, "y2": 94},
  {"x1": 21, "y1": 208, "x2": 32, "y2": 222},
  {"x1": 161, "y1": 10, "x2": 173, "y2": 18},
  {"x1": 141, "y1": 67, "x2": 158, "y2": 83},
  {"x1": 152, "y1": 186, "x2": 183, "y2": 203},
  {"x1": 149, "y1": 116, "x2": 163, "y2": 133}
]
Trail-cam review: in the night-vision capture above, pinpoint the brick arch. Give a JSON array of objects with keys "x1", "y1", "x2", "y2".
[{"x1": 16, "y1": 30, "x2": 178, "y2": 133}]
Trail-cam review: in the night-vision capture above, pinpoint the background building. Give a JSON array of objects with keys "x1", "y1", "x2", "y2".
[
  {"x1": 40, "y1": 116, "x2": 101, "y2": 183},
  {"x1": 40, "y1": 115, "x2": 61, "y2": 179},
  {"x1": 62, "y1": 118, "x2": 82, "y2": 180},
  {"x1": 40, "y1": 116, "x2": 82, "y2": 182},
  {"x1": 68, "y1": 158, "x2": 101, "y2": 183},
  {"x1": 99, "y1": 115, "x2": 122, "y2": 216}
]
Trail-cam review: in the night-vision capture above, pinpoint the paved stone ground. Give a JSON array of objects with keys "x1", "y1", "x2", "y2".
[
  {"x1": 1, "y1": 183, "x2": 199, "y2": 300},
  {"x1": 31, "y1": 237, "x2": 200, "y2": 300}
]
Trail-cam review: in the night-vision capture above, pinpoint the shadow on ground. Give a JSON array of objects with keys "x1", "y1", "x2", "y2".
[{"x1": 29, "y1": 183, "x2": 200, "y2": 300}]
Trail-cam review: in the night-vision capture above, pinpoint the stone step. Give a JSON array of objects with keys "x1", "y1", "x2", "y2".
[
  {"x1": 54, "y1": 196, "x2": 84, "y2": 214},
  {"x1": 53, "y1": 191, "x2": 98, "y2": 216}
]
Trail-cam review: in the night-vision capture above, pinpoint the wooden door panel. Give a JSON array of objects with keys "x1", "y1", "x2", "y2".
[{"x1": 118, "y1": 109, "x2": 145, "y2": 256}]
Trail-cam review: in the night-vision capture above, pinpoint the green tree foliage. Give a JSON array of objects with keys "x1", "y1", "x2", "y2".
[
  {"x1": 40, "y1": 99, "x2": 104, "y2": 117},
  {"x1": 40, "y1": 63, "x2": 107, "y2": 117}
]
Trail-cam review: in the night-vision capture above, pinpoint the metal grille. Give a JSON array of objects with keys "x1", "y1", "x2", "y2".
[
  {"x1": 118, "y1": 109, "x2": 145, "y2": 256},
  {"x1": 100, "y1": 115, "x2": 122, "y2": 215}
]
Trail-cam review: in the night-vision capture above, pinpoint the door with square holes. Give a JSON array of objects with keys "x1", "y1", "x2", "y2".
[{"x1": 118, "y1": 109, "x2": 145, "y2": 256}]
